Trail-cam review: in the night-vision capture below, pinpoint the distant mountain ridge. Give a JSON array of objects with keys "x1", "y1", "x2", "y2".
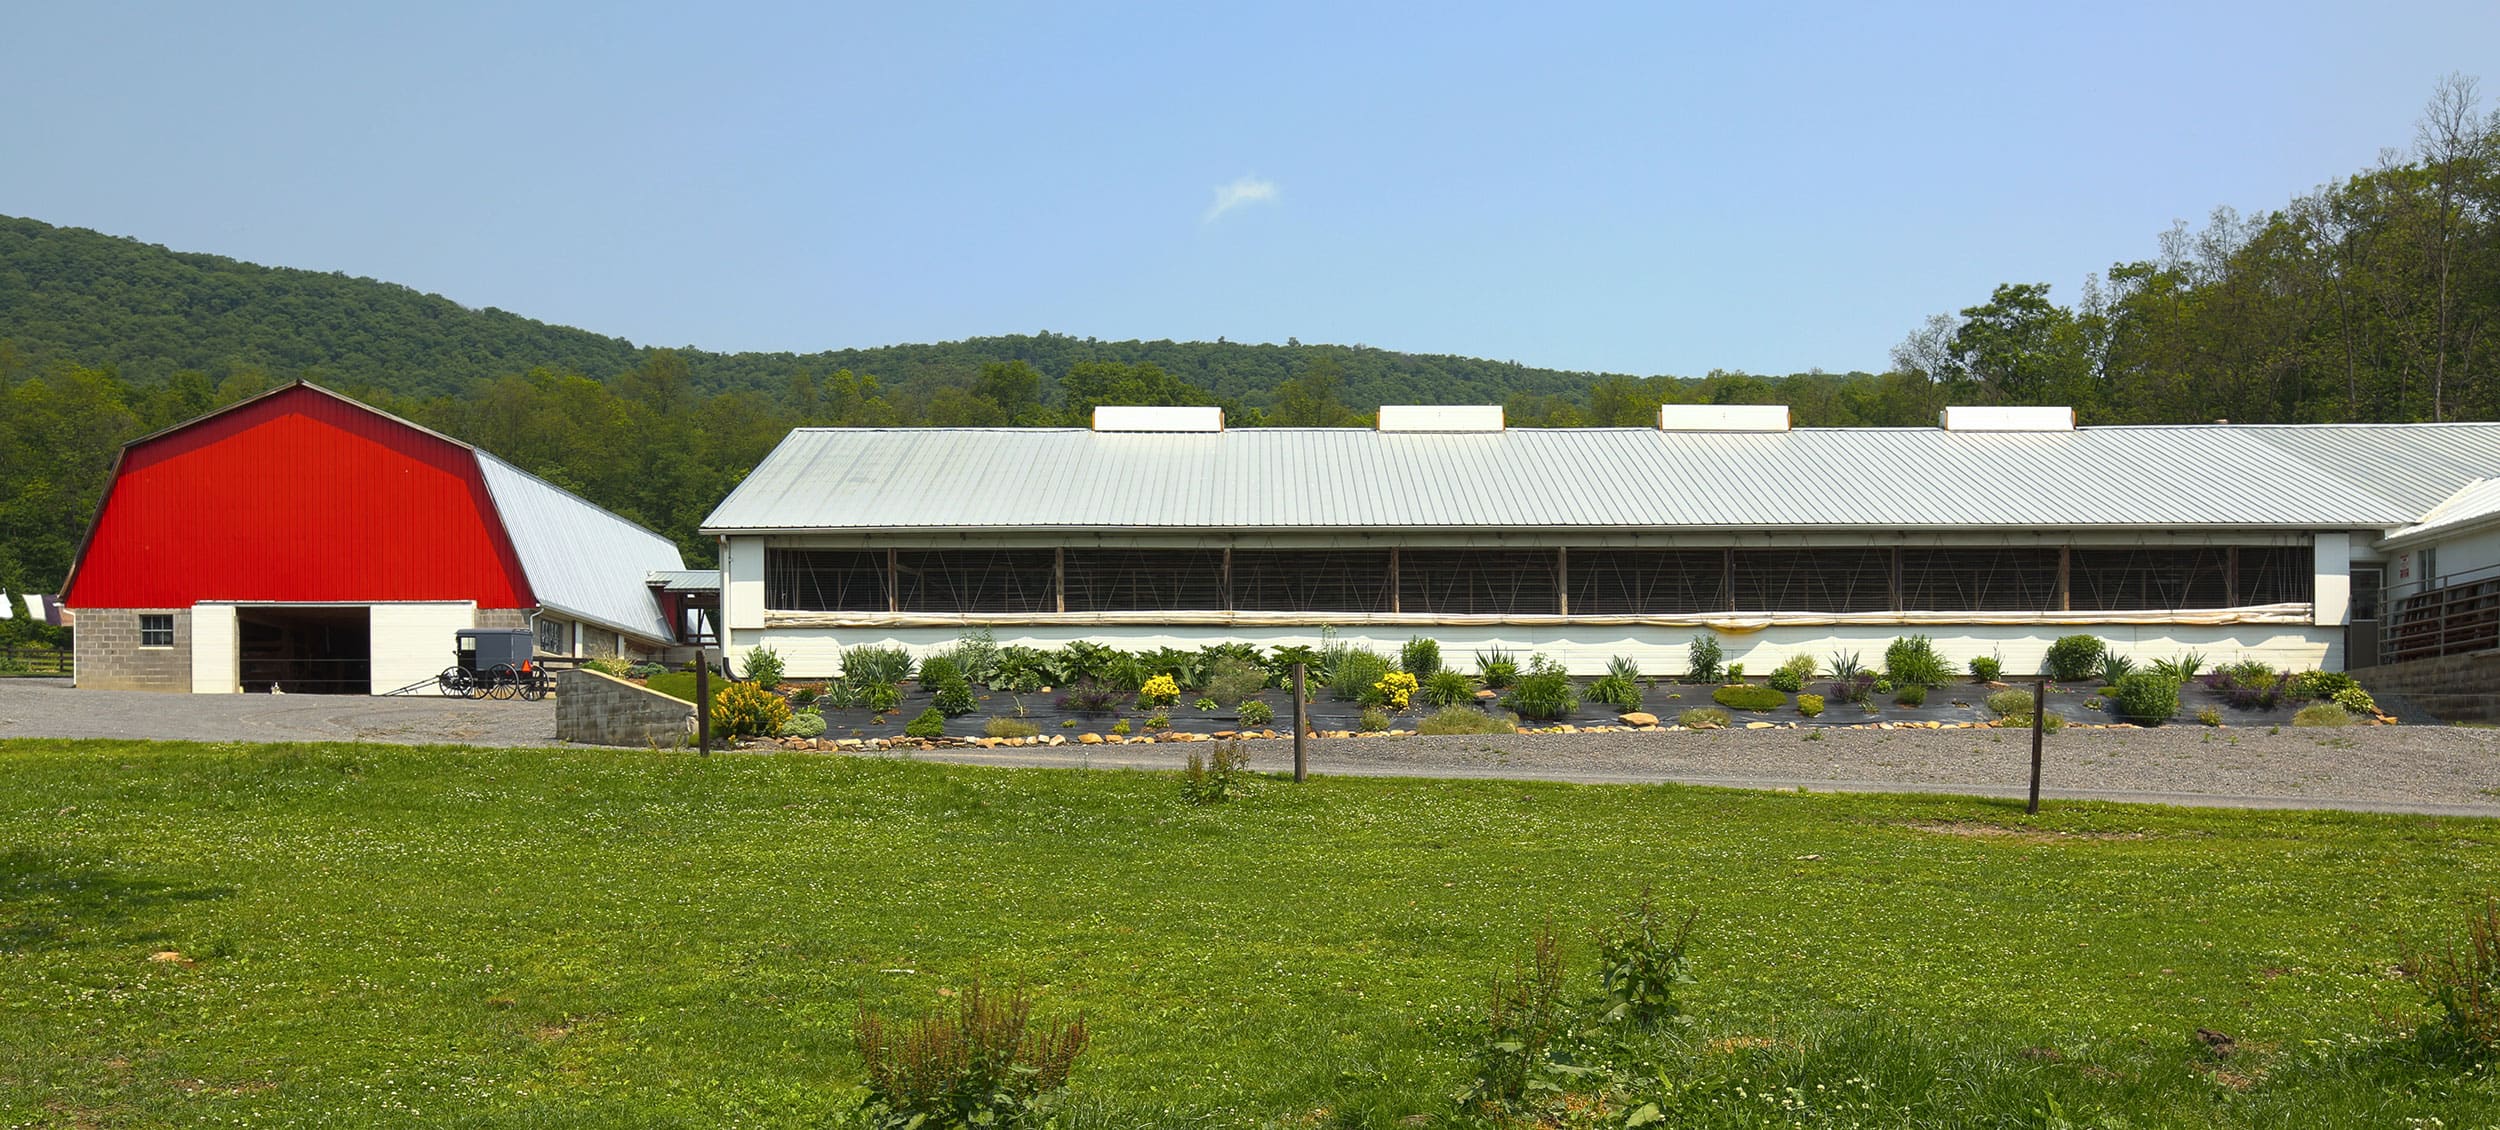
[{"x1": 0, "y1": 214, "x2": 1620, "y2": 407}]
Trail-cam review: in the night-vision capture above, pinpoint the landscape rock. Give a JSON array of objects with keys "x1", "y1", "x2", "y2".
[{"x1": 1078, "y1": 732, "x2": 1103, "y2": 744}]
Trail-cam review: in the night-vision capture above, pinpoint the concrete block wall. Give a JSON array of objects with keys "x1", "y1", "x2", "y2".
[
  {"x1": 555, "y1": 668, "x2": 695, "y2": 747},
  {"x1": 72, "y1": 608, "x2": 192, "y2": 691},
  {"x1": 2348, "y1": 651, "x2": 2500, "y2": 723}
]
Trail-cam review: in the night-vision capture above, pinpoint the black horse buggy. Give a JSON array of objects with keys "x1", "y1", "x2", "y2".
[{"x1": 437, "y1": 628, "x2": 550, "y2": 700}]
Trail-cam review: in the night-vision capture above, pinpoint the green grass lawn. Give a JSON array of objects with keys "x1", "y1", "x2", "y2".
[{"x1": 2, "y1": 739, "x2": 2497, "y2": 1128}]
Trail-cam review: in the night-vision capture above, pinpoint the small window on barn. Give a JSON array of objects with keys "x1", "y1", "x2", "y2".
[
  {"x1": 2235, "y1": 546, "x2": 2313, "y2": 605},
  {"x1": 139, "y1": 614, "x2": 174, "y2": 648},
  {"x1": 895, "y1": 550, "x2": 1057, "y2": 614},
  {"x1": 767, "y1": 549, "x2": 890, "y2": 612}
]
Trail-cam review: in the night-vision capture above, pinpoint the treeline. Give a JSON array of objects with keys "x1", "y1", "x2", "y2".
[{"x1": 4, "y1": 77, "x2": 2496, "y2": 594}]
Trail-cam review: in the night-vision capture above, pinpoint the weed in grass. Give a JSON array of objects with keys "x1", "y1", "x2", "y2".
[
  {"x1": 1802, "y1": 729, "x2": 1825, "y2": 741},
  {"x1": 1467, "y1": 924, "x2": 1572, "y2": 1109},
  {"x1": 2294, "y1": 703, "x2": 2354, "y2": 727},
  {"x1": 1420, "y1": 706, "x2": 1516, "y2": 735},
  {"x1": 1594, "y1": 892, "x2": 1698, "y2": 1030},
  {"x1": 1180, "y1": 741, "x2": 1250, "y2": 806},
  {"x1": 855, "y1": 979, "x2": 1087, "y2": 1130},
  {"x1": 1236, "y1": 700, "x2": 1275, "y2": 727}
]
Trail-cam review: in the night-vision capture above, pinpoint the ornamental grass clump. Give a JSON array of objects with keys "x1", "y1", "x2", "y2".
[
  {"x1": 1894, "y1": 684, "x2": 1928, "y2": 707},
  {"x1": 1585, "y1": 656, "x2": 1643, "y2": 712},
  {"x1": 713, "y1": 681, "x2": 791, "y2": 738},
  {"x1": 1474, "y1": 646, "x2": 1519, "y2": 690},
  {"x1": 842, "y1": 644, "x2": 915, "y2": 686},
  {"x1": 1420, "y1": 706, "x2": 1515, "y2": 735},
  {"x1": 983, "y1": 717, "x2": 1040, "y2": 739},
  {"x1": 2293, "y1": 702, "x2": 2354, "y2": 727},
  {"x1": 1330, "y1": 649, "x2": 1394, "y2": 703},
  {"x1": 1422, "y1": 668, "x2": 1478, "y2": 708},
  {"x1": 853, "y1": 979, "x2": 1088, "y2": 1130},
  {"x1": 1882, "y1": 635, "x2": 1952, "y2": 688},
  {"x1": 1499, "y1": 655, "x2": 1578, "y2": 721}
]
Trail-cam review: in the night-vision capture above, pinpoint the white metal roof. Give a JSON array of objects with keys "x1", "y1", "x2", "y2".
[
  {"x1": 478, "y1": 455, "x2": 684, "y2": 640},
  {"x1": 702, "y1": 422, "x2": 2500, "y2": 534},
  {"x1": 2380, "y1": 478, "x2": 2500, "y2": 550}
]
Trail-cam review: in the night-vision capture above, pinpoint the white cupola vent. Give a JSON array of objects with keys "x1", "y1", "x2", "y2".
[
  {"x1": 1092, "y1": 406, "x2": 1225, "y2": 432},
  {"x1": 1377, "y1": 405, "x2": 1504, "y2": 432},
  {"x1": 1658, "y1": 404, "x2": 1790, "y2": 432}
]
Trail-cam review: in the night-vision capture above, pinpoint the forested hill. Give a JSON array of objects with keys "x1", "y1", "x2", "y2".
[{"x1": 0, "y1": 214, "x2": 1613, "y2": 407}]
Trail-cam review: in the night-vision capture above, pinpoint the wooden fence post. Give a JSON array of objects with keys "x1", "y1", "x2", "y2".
[{"x1": 1292, "y1": 662, "x2": 1308, "y2": 783}]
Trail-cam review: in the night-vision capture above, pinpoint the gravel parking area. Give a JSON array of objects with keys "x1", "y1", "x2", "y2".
[
  {"x1": 0, "y1": 678, "x2": 552, "y2": 746},
  {"x1": 6, "y1": 676, "x2": 2498, "y2": 815}
]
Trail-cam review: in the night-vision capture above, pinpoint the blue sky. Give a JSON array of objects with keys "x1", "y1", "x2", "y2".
[{"x1": 7, "y1": 1, "x2": 2495, "y2": 376}]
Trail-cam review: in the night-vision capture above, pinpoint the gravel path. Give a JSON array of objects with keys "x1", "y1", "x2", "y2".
[
  {"x1": 6, "y1": 677, "x2": 2499, "y2": 816},
  {"x1": 0, "y1": 677, "x2": 553, "y2": 746}
]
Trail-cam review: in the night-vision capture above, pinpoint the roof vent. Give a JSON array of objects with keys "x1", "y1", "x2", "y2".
[
  {"x1": 1658, "y1": 404, "x2": 1790, "y2": 432},
  {"x1": 1377, "y1": 405, "x2": 1503, "y2": 432},
  {"x1": 1092, "y1": 406, "x2": 1225, "y2": 432},
  {"x1": 1938, "y1": 406, "x2": 2075, "y2": 432}
]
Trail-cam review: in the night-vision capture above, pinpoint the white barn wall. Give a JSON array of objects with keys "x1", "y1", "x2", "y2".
[
  {"x1": 2387, "y1": 526, "x2": 2500, "y2": 604},
  {"x1": 370, "y1": 602, "x2": 477, "y2": 696},
  {"x1": 735, "y1": 622, "x2": 2337, "y2": 680}
]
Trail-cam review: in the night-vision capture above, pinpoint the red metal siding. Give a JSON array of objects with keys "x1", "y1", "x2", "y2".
[{"x1": 63, "y1": 386, "x2": 535, "y2": 609}]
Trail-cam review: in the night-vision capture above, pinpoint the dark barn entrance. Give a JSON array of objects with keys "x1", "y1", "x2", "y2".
[{"x1": 238, "y1": 606, "x2": 371, "y2": 694}]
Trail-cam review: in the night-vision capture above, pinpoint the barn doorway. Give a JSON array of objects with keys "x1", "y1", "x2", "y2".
[{"x1": 238, "y1": 607, "x2": 371, "y2": 693}]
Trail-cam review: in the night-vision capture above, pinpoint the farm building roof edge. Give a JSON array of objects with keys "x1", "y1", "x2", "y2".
[{"x1": 701, "y1": 421, "x2": 2500, "y2": 535}]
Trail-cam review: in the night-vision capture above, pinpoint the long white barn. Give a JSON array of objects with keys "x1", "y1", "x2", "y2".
[{"x1": 698, "y1": 405, "x2": 2500, "y2": 677}]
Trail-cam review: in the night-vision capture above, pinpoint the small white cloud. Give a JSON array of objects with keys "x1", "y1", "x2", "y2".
[{"x1": 1203, "y1": 176, "x2": 1278, "y2": 222}]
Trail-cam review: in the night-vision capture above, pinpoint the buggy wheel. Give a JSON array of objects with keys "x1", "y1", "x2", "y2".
[
  {"x1": 488, "y1": 664, "x2": 521, "y2": 700},
  {"x1": 439, "y1": 667, "x2": 474, "y2": 697},
  {"x1": 519, "y1": 674, "x2": 548, "y2": 702}
]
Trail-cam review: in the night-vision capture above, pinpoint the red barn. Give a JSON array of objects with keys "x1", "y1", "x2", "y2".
[{"x1": 63, "y1": 382, "x2": 695, "y2": 694}]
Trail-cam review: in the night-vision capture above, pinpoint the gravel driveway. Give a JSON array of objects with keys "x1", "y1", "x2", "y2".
[{"x1": 6, "y1": 676, "x2": 2498, "y2": 816}]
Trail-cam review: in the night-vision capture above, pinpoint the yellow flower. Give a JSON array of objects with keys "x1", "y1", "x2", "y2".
[
  {"x1": 1372, "y1": 671, "x2": 1420, "y2": 710},
  {"x1": 1139, "y1": 673, "x2": 1181, "y2": 706}
]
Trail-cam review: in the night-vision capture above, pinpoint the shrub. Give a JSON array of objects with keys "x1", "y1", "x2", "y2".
[
  {"x1": 854, "y1": 979, "x2": 1087, "y2": 1130},
  {"x1": 904, "y1": 707, "x2": 946, "y2": 738},
  {"x1": 2109, "y1": 671, "x2": 2182, "y2": 725},
  {"x1": 2046, "y1": 635, "x2": 2104, "y2": 681},
  {"x1": 1265, "y1": 645, "x2": 1322, "y2": 688},
  {"x1": 1357, "y1": 707, "x2": 1392, "y2": 732},
  {"x1": 1137, "y1": 673, "x2": 1182, "y2": 708},
  {"x1": 625, "y1": 661, "x2": 667, "y2": 679},
  {"x1": 1203, "y1": 656, "x2": 1268, "y2": 704},
  {"x1": 1422, "y1": 668, "x2": 1478, "y2": 708},
  {"x1": 641, "y1": 671, "x2": 696, "y2": 704},
  {"x1": 1895, "y1": 684, "x2": 1928, "y2": 707},
  {"x1": 714, "y1": 681, "x2": 792, "y2": 738},
  {"x1": 2097, "y1": 652, "x2": 2137, "y2": 686},
  {"x1": 985, "y1": 717, "x2": 1040, "y2": 739},
  {"x1": 1366, "y1": 671, "x2": 1421, "y2": 710},
  {"x1": 942, "y1": 627, "x2": 1000, "y2": 687},
  {"x1": 2210, "y1": 664, "x2": 2283, "y2": 711},
  {"x1": 2288, "y1": 669, "x2": 2358, "y2": 701},
  {"x1": 2335, "y1": 685, "x2": 2378, "y2": 716},
  {"x1": 1969, "y1": 653, "x2": 2003, "y2": 682},
  {"x1": 1985, "y1": 688, "x2": 2036, "y2": 717},
  {"x1": 863, "y1": 682, "x2": 903, "y2": 714},
  {"x1": 932, "y1": 681, "x2": 978, "y2": 717},
  {"x1": 1712, "y1": 684, "x2": 1785, "y2": 712},
  {"x1": 1055, "y1": 680, "x2": 1122, "y2": 715},
  {"x1": 2198, "y1": 706, "x2": 2224, "y2": 727},
  {"x1": 1329, "y1": 649, "x2": 1394, "y2": 702},
  {"x1": 1594, "y1": 891, "x2": 1698, "y2": 1030},
  {"x1": 1420, "y1": 706, "x2": 1515, "y2": 735},
  {"x1": 1181, "y1": 741, "x2": 1249, "y2": 805},
  {"x1": 790, "y1": 686, "x2": 818, "y2": 707},
  {"x1": 1768, "y1": 654, "x2": 1816, "y2": 693},
  {"x1": 1725, "y1": 662, "x2": 1744, "y2": 682},
  {"x1": 2293, "y1": 702, "x2": 2354, "y2": 727},
  {"x1": 1678, "y1": 707, "x2": 1731, "y2": 729},
  {"x1": 741, "y1": 645, "x2": 784, "y2": 690},
  {"x1": 1474, "y1": 646, "x2": 1520, "y2": 690},
  {"x1": 778, "y1": 710, "x2": 826, "y2": 738},
  {"x1": 1192, "y1": 696, "x2": 1219, "y2": 711},
  {"x1": 1048, "y1": 640, "x2": 1120, "y2": 684},
  {"x1": 1871, "y1": 677, "x2": 1894, "y2": 695},
  {"x1": 1109, "y1": 720, "x2": 1131, "y2": 736},
  {"x1": 916, "y1": 655, "x2": 963, "y2": 691},
  {"x1": 2409, "y1": 895, "x2": 2500, "y2": 1056},
  {"x1": 584, "y1": 656, "x2": 633, "y2": 677},
  {"x1": 1883, "y1": 635, "x2": 1952, "y2": 688},
  {"x1": 1796, "y1": 693, "x2": 1825, "y2": 717},
  {"x1": 842, "y1": 644, "x2": 915, "y2": 685},
  {"x1": 1500, "y1": 655, "x2": 1578, "y2": 721},
  {"x1": 1401, "y1": 636, "x2": 1442, "y2": 677},
  {"x1": 992, "y1": 646, "x2": 1051, "y2": 693},
  {"x1": 1235, "y1": 699, "x2": 1275, "y2": 727},
  {"x1": 1686, "y1": 634, "x2": 1724, "y2": 683},
  {"x1": 1142, "y1": 711, "x2": 1170, "y2": 732},
  {"x1": 2151, "y1": 650, "x2": 2207, "y2": 682}
]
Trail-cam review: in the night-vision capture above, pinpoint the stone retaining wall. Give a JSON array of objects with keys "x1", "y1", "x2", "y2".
[
  {"x1": 2349, "y1": 650, "x2": 2500, "y2": 723},
  {"x1": 556, "y1": 668, "x2": 695, "y2": 747}
]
